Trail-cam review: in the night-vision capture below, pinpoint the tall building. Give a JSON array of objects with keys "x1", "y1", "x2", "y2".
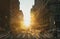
[
  {"x1": 0, "y1": 0, "x2": 23, "y2": 39},
  {"x1": 31, "y1": 0, "x2": 52, "y2": 29},
  {"x1": 0, "y1": 0, "x2": 11, "y2": 39},
  {"x1": 10, "y1": 0, "x2": 23, "y2": 36},
  {"x1": 10, "y1": 0, "x2": 20, "y2": 16},
  {"x1": 47, "y1": 0, "x2": 60, "y2": 39},
  {"x1": 0, "y1": 0, "x2": 10, "y2": 31},
  {"x1": 31, "y1": 0, "x2": 57, "y2": 39}
]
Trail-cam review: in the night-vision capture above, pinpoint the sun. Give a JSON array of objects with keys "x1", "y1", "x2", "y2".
[
  {"x1": 20, "y1": 0, "x2": 34, "y2": 29},
  {"x1": 23, "y1": 12, "x2": 31, "y2": 28}
]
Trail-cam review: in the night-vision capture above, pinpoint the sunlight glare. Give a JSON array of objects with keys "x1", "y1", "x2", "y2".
[
  {"x1": 20, "y1": 0, "x2": 34, "y2": 28},
  {"x1": 23, "y1": 11, "x2": 31, "y2": 27}
]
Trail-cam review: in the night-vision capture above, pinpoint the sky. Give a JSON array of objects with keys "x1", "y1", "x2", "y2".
[
  {"x1": 19, "y1": 0, "x2": 34, "y2": 26},
  {"x1": 19, "y1": 0, "x2": 34, "y2": 14}
]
